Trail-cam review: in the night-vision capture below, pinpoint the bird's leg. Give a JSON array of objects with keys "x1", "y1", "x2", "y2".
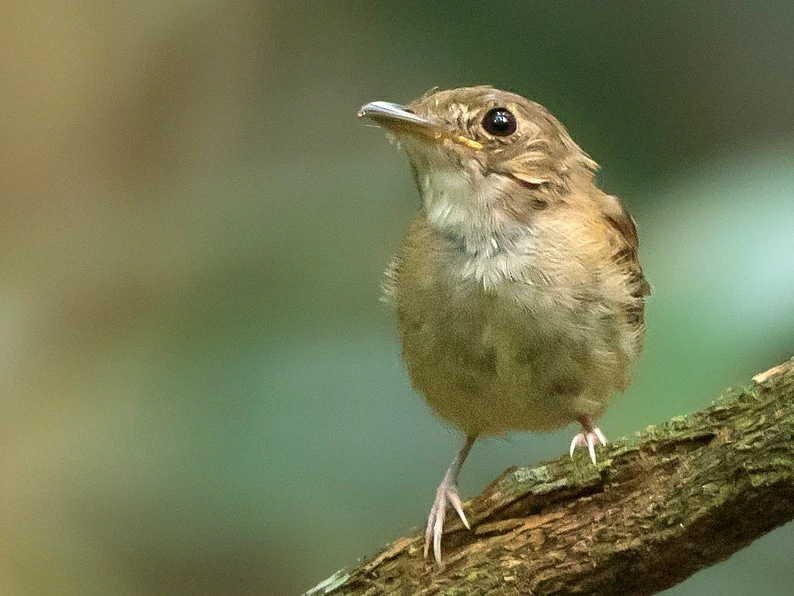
[
  {"x1": 424, "y1": 435, "x2": 475, "y2": 567},
  {"x1": 569, "y1": 417, "x2": 608, "y2": 465}
]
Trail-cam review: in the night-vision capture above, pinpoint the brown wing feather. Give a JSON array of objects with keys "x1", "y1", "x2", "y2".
[{"x1": 599, "y1": 194, "x2": 651, "y2": 328}]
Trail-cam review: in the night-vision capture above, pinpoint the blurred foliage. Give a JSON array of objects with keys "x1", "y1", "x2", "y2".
[{"x1": 1, "y1": 1, "x2": 793, "y2": 595}]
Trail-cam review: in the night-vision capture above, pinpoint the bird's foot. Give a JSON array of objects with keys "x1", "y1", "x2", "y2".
[
  {"x1": 424, "y1": 471, "x2": 470, "y2": 567},
  {"x1": 569, "y1": 426, "x2": 608, "y2": 465}
]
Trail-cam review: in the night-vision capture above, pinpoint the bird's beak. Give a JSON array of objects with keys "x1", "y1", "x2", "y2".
[
  {"x1": 357, "y1": 101, "x2": 435, "y2": 133},
  {"x1": 357, "y1": 101, "x2": 483, "y2": 150}
]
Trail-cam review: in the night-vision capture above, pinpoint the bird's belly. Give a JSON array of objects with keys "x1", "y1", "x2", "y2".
[{"x1": 398, "y1": 282, "x2": 629, "y2": 436}]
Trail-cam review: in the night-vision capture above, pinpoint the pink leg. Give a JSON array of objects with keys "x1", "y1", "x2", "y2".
[
  {"x1": 569, "y1": 417, "x2": 608, "y2": 465},
  {"x1": 424, "y1": 436, "x2": 475, "y2": 567}
]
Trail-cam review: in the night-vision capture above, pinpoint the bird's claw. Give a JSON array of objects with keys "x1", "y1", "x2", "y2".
[
  {"x1": 423, "y1": 477, "x2": 470, "y2": 567},
  {"x1": 569, "y1": 426, "x2": 608, "y2": 464}
]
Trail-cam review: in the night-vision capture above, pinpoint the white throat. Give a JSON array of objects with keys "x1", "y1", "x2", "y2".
[
  {"x1": 419, "y1": 166, "x2": 535, "y2": 287},
  {"x1": 420, "y1": 166, "x2": 525, "y2": 251}
]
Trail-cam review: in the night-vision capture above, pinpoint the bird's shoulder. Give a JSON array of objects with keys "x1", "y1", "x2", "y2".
[{"x1": 594, "y1": 192, "x2": 651, "y2": 332}]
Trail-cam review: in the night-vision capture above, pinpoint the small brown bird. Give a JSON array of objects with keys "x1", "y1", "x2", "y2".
[{"x1": 357, "y1": 86, "x2": 650, "y2": 566}]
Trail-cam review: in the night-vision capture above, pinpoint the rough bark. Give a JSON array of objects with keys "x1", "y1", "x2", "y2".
[{"x1": 306, "y1": 358, "x2": 794, "y2": 595}]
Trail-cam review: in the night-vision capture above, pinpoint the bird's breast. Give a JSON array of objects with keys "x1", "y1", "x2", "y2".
[{"x1": 395, "y1": 222, "x2": 634, "y2": 436}]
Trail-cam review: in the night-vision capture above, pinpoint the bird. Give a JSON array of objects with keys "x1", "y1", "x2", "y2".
[{"x1": 357, "y1": 86, "x2": 650, "y2": 566}]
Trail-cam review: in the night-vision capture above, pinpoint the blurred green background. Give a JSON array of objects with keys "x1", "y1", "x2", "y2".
[{"x1": 1, "y1": 1, "x2": 793, "y2": 595}]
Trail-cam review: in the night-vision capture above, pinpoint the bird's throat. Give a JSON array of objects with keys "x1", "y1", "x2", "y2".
[{"x1": 420, "y1": 166, "x2": 529, "y2": 258}]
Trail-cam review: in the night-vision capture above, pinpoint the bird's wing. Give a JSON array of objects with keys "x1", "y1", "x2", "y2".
[
  {"x1": 381, "y1": 254, "x2": 401, "y2": 307},
  {"x1": 599, "y1": 194, "x2": 651, "y2": 329}
]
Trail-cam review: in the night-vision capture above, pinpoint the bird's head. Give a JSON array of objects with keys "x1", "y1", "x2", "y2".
[{"x1": 358, "y1": 86, "x2": 598, "y2": 234}]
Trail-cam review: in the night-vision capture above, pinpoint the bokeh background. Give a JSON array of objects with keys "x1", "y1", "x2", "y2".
[{"x1": 1, "y1": 1, "x2": 793, "y2": 594}]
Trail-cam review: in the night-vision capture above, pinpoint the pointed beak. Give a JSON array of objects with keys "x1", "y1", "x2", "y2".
[
  {"x1": 357, "y1": 101, "x2": 436, "y2": 134},
  {"x1": 358, "y1": 101, "x2": 484, "y2": 151}
]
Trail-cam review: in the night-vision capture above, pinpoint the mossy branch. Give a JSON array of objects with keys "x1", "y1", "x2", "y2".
[{"x1": 306, "y1": 358, "x2": 794, "y2": 595}]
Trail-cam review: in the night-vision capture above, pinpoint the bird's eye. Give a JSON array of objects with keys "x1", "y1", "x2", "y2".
[{"x1": 481, "y1": 107, "x2": 517, "y2": 137}]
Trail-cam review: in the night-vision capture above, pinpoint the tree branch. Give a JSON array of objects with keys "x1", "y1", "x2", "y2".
[{"x1": 306, "y1": 358, "x2": 794, "y2": 595}]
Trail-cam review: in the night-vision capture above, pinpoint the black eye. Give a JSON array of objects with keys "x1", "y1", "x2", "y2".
[{"x1": 482, "y1": 107, "x2": 517, "y2": 136}]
